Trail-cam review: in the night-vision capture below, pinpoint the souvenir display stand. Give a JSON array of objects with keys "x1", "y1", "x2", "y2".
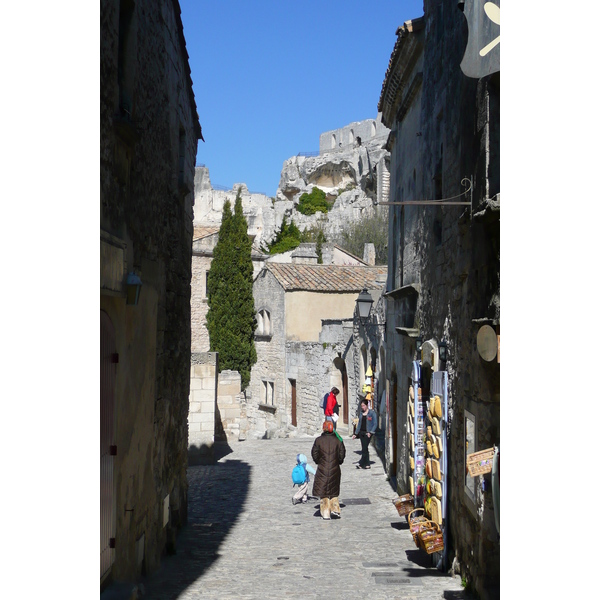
[{"x1": 406, "y1": 362, "x2": 448, "y2": 570}]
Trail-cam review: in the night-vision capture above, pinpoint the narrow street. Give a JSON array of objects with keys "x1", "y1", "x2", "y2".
[{"x1": 102, "y1": 435, "x2": 470, "y2": 600}]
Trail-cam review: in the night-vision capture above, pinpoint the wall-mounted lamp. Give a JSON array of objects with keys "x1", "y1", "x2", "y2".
[
  {"x1": 356, "y1": 288, "x2": 374, "y2": 322},
  {"x1": 415, "y1": 336, "x2": 423, "y2": 353},
  {"x1": 126, "y1": 272, "x2": 143, "y2": 306},
  {"x1": 439, "y1": 339, "x2": 448, "y2": 362}
]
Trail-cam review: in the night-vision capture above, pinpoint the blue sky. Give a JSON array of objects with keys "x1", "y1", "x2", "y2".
[{"x1": 179, "y1": 0, "x2": 425, "y2": 197}]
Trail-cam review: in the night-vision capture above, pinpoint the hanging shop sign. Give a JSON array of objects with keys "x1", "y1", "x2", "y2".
[
  {"x1": 459, "y1": 0, "x2": 500, "y2": 79},
  {"x1": 466, "y1": 447, "x2": 495, "y2": 476},
  {"x1": 476, "y1": 324, "x2": 498, "y2": 362}
]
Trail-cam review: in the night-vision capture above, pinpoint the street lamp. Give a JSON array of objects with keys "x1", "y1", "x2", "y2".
[
  {"x1": 126, "y1": 272, "x2": 143, "y2": 306},
  {"x1": 356, "y1": 288, "x2": 374, "y2": 322},
  {"x1": 415, "y1": 336, "x2": 423, "y2": 353},
  {"x1": 439, "y1": 339, "x2": 448, "y2": 362}
]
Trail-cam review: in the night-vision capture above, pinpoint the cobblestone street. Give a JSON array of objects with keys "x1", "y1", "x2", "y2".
[{"x1": 102, "y1": 435, "x2": 471, "y2": 600}]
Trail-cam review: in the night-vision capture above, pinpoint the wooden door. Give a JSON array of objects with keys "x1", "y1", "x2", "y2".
[
  {"x1": 389, "y1": 376, "x2": 398, "y2": 476},
  {"x1": 100, "y1": 310, "x2": 117, "y2": 579},
  {"x1": 290, "y1": 379, "x2": 297, "y2": 427},
  {"x1": 342, "y1": 364, "x2": 348, "y2": 425}
]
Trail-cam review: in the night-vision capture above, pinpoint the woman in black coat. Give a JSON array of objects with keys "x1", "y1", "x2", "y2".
[{"x1": 311, "y1": 420, "x2": 346, "y2": 519}]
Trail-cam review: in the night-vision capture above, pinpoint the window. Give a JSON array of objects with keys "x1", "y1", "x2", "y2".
[
  {"x1": 256, "y1": 309, "x2": 272, "y2": 338},
  {"x1": 464, "y1": 410, "x2": 477, "y2": 503},
  {"x1": 262, "y1": 380, "x2": 274, "y2": 406}
]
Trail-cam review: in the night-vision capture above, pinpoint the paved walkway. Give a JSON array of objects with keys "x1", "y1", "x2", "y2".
[{"x1": 102, "y1": 435, "x2": 472, "y2": 600}]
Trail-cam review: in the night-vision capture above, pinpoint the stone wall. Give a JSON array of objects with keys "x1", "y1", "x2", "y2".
[
  {"x1": 100, "y1": 0, "x2": 200, "y2": 584},
  {"x1": 379, "y1": 2, "x2": 500, "y2": 597},
  {"x1": 216, "y1": 370, "x2": 245, "y2": 441},
  {"x1": 190, "y1": 253, "x2": 211, "y2": 353},
  {"x1": 286, "y1": 318, "x2": 359, "y2": 436},
  {"x1": 188, "y1": 353, "x2": 218, "y2": 465},
  {"x1": 319, "y1": 114, "x2": 389, "y2": 153},
  {"x1": 247, "y1": 269, "x2": 287, "y2": 435}
]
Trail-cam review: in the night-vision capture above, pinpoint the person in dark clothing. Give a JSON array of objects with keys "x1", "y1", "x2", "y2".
[
  {"x1": 311, "y1": 420, "x2": 346, "y2": 519},
  {"x1": 352, "y1": 399, "x2": 377, "y2": 469}
]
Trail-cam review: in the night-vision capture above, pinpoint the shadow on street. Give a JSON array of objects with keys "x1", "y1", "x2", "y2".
[{"x1": 102, "y1": 442, "x2": 251, "y2": 600}]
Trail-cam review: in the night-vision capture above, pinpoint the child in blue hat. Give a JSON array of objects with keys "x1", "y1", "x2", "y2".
[{"x1": 292, "y1": 453, "x2": 317, "y2": 505}]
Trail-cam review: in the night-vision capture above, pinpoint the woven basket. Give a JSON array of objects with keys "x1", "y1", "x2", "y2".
[
  {"x1": 417, "y1": 520, "x2": 444, "y2": 554},
  {"x1": 393, "y1": 494, "x2": 414, "y2": 517},
  {"x1": 408, "y1": 508, "x2": 429, "y2": 544}
]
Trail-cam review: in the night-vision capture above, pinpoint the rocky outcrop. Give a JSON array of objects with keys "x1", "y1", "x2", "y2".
[{"x1": 193, "y1": 116, "x2": 390, "y2": 247}]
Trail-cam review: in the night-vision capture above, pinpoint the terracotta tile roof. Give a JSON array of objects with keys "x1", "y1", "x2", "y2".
[
  {"x1": 193, "y1": 226, "x2": 220, "y2": 241},
  {"x1": 265, "y1": 263, "x2": 388, "y2": 292}
]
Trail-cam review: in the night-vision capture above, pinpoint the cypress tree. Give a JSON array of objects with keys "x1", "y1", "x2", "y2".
[{"x1": 206, "y1": 191, "x2": 257, "y2": 389}]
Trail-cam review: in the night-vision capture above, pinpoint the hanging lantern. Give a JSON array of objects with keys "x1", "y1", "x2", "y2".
[{"x1": 126, "y1": 272, "x2": 143, "y2": 306}]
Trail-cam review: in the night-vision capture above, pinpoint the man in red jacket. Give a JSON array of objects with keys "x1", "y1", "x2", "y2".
[{"x1": 324, "y1": 387, "x2": 340, "y2": 429}]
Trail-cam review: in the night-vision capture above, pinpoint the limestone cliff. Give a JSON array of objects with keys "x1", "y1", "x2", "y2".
[{"x1": 193, "y1": 115, "x2": 390, "y2": 247}]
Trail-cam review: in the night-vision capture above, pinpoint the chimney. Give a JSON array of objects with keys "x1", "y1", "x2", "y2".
[
  {"x1": 291, "y1": 243, "x2": 318, "y2": 265},
  {"x1": 363, "y1": 243, "x2": 376, "y2": 266}
]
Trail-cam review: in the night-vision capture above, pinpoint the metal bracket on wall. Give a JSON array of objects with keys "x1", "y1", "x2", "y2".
[{"x1": 375, "y1": 176, "x2": 473, "y2": 217}]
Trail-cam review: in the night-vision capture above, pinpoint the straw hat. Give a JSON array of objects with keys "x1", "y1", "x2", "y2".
[
  {"x1": 426, "y1": 440, "x2": 433, "y2": 456},
  {"x1": 430, "y1": 497, "x2": 442, "y2": 524},
  {"x1": 433, "y1": 395, "x2": 442, "y2": 418}
]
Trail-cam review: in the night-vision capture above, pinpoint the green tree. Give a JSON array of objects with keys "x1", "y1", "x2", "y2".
[
  {"x1": 206, "y1": 191, "x2": 257, "y2": 389},
  {"x1": 297, "y1": 187, "x2": 330, "y2": 215},
  {"x1": 334, "y1": 211, "x2": 388, "y2": 265},
  {"x1": 299, "y1": 224, "x2": 327, "y2": 264},
  {"x1": 261, "y1": 216, "x2": 302, "y2": 255}
]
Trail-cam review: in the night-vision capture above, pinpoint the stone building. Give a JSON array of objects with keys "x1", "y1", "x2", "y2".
[
  {"x1": 248, "y1": 259, "x2": 387, "y2": 439},
  {"x1": 100, "y1": 0, "x2": 201, "y2": 588},
  {"x1": 378, "y1": 2, "x2": 499, "y2": 598}
]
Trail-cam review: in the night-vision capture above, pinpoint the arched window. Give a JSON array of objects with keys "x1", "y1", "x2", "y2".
[{"x1": 256, "y1": 309, "x2": 272, "y2": 338}]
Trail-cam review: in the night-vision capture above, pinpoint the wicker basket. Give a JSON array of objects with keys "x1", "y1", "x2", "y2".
[
  {"x1": 417, "y1": 520, "x2": 444, "y2": 554},
  {"x1": 393, "y1": 494, "x2": 414, "y2": 517},
  {"x1": 408, "y1": 508, "x2": 429, "y2": 544}
]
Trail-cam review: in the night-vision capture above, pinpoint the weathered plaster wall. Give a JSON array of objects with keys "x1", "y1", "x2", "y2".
[{"x1": 285, "y1": 291, "x2": 360, "y2": 341}]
